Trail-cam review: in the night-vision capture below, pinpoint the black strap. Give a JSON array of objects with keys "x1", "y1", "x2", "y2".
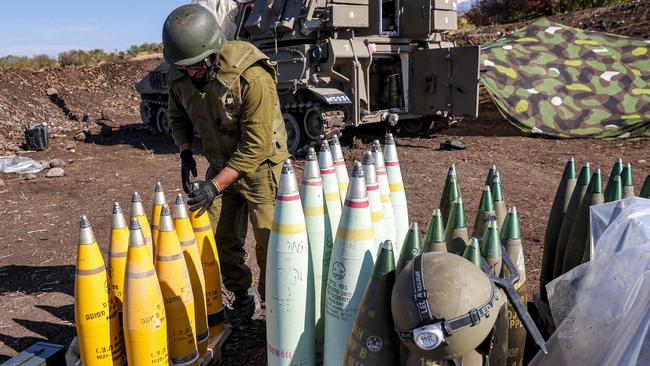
[
  {"x1": 412, "y1": 254, "x2": 433, "y2": 323},
  {"x1": 443, "y1": 282, "x2": 496, "y2": 336}
]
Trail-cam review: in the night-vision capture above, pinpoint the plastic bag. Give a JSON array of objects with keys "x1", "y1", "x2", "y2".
[
  {"x1": 192, "y1": 0, "x2": 240, "y2": 39},
  {"x1": 531, "y1": 197, "x2": 650, "y2": 365},
  {"x1": 0, "y1": 156, "x2": 49, "y2": 174},
  {"x1": 590, "y1": 197, "x2": 650, "y2": 257}
]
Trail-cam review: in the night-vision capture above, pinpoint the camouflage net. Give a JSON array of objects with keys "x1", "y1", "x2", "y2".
[{"x1": 480, "y1": 18, "x2": 650, "y2": 138}]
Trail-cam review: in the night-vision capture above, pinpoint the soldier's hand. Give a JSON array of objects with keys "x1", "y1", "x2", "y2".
[
  {"x1": 188, "y1": 180, "x2": 220, "y2": 217},
  {"x1": 180, "y1": 150, "x2": 197, "y2": 194}
]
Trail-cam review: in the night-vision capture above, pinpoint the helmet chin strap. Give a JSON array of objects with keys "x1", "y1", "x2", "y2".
[{"x1": 205, "y1": 54, "x2": 218, "y2": 81}]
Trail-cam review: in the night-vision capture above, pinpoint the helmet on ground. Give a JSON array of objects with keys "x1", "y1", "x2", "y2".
[
  {"x1": 162, "y1": 4, "x2": 227, "y2": 67},
  {"x1": 391, "y1": 252, "x2": 505, "y2": 360}
]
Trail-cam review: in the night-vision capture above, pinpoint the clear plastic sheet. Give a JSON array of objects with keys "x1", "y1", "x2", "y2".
[
  {"x1": 192, "y1": 0, "x2": 240, "y2": 39},
  {"x1": 531, "y1": 197, "x2": 650, "y2": 365},
  {"x1": 591, "y1": 197, "x2": 650, "y2": 256},
  {"x1": 0, "y1": 156, "x2": 49, "y2": 174}
]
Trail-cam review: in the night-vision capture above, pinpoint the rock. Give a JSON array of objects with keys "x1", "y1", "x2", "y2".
[
  {"x1": 0, "y1": 178, "x2": 4, "y2": 187},
  {"x1": 46, "y1": 167, "x2": 65, "y2": 178},
  {"x1": 46, "y1": 87, "x2": 59, "y2": 96},
  {"x1": 5, "y1": 143, "x2": 20, "y2": 152},
  {"x1": 25, "y1": 173, "x2": 37, "y2": 180},
  {"x1": 73, "y1": 131, "x2": 86, "y2": 141},
  {"x1": 49, "y1": 158, "x2": 66, "y2": 168},
  {"x1": 63, "y1": 141, "x2": 76, "y2": 150}
]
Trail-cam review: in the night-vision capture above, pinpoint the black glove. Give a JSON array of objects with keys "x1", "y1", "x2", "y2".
[
  {"x1": 180, "y1": 150, "x2": 197, "y2": 194},
  {"x1": 188, "y1": 180, "x2": 220, "y2": 216}
]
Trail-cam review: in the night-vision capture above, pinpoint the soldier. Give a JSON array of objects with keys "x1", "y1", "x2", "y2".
[{"x1": 162, "y1": 4, "x2": 290, "y2": 326}]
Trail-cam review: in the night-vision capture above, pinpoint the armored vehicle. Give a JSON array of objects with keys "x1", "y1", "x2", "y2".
[{"x1": 136, "y1": 0, "x2": 480, "y2": 153}]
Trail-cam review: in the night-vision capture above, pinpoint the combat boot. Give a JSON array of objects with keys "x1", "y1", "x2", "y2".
[{"x1": 226, "y1": 291, "x2": 255, "y2": 327}]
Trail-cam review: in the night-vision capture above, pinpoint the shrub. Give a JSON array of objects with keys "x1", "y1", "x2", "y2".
[
  {"x1": 0, "y1": 54, "x2": 57, "y2": 69},
  {"x1": 127, "y1": 43, "x2": 163, "y2": 55},
  {"x1": 466, "y1": 0, "x2": 626, "y2": 26}
]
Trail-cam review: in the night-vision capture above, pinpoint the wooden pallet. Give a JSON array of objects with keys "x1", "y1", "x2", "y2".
[
  {"x1": 199, "y1": 325, "x2": 232, "y2": 366},
  {"x1": 65, "y1": 325, "x2": 232, "y2": 366}
]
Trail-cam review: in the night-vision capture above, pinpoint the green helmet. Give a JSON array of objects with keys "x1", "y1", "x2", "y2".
[
  {"x1": 391, "y1": 252, "x2": 505, "y2": 360},
  {"x1": 162, "y1": 4, "x2": 227, "y2": 67}
]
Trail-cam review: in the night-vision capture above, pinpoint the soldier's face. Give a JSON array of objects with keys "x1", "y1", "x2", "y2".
[{"x1": 186, "y1": 61, "x2": 208, "y2": 80}]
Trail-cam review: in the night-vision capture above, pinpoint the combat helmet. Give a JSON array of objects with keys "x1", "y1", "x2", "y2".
[
  {"x1": 162, "y1": 4, "x2": 227, "y2": 66},
  {"x1": 391, "y1": 252, "x2": 505, "y2": 360}
]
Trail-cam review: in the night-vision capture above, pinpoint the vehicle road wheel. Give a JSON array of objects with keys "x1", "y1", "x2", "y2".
[
  {"x1": 156, "y1": 106, "x2": 171, "y2": 135},
  {"x1": 283, "y1": 112, "x2": 303, "y2": 155},
  {"x1": 304, "y1": 110, "x2": 323, "y2": 140},
  {"x1": 140, "y1": 101, "x2": 154, "y2": 128}
]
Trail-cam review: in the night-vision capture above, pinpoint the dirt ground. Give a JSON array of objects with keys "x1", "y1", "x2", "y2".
[{"x1": 0, "y1": 101, "x2": 648, "y2": 363}]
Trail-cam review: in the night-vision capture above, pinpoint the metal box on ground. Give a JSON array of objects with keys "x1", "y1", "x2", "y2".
[{"x1": 1, "y1": 342, "x2": 65, "y2": 366}]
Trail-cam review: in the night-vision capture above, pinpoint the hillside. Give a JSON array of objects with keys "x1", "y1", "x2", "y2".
[
  {"x1": 0, "y1": 57, "x2": 161, "y2": 151},
  {"x1": 452, "y1": 0, "x2": 650, "y2": 45}
]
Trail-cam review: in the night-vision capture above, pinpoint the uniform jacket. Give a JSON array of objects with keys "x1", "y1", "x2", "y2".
[{"x1": 168, "y1": 40, "x2": 290, "y2": 179}]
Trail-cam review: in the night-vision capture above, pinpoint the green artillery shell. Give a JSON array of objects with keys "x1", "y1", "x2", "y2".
[
  {"x1": 603, "y1": 158, "x2": 622, "y2": 199},
  {"x1": 463, "y1": 237, "x2": 482, "y2": 268},
  {"x1": 489, "y1": 302, "x2": 509, "y2": 366},
  {"x1": 562, "y1": 168, "x2": 603, "y2": 273},
  {"x1": 605, "y1": 175, "x2": 623, "y2": 202},
  {"x1": 483, "y1": 219, "x2": 507, "y2": 366},
  {"x1": 485, "y1": 164, "x2": 497, "y2": 187},
  {"x1": 540, "y1": 157, "x2": 576, "y2": 299},
  {"x1": 472, "y1": 185, "x2": 495, "y2": 240},
  {"x1": 444, "y1": 197, "x2": 470, "y2": 255},
  {"x1": 491, "y1": 171, "x2": 507, "y2": 230},
  {"x1": 502, "y1": 207, "x2": 527, "y2": 366},
  {"x1": 552, "y1": 162, "x2": 590, "y2": 279},
  {"x1": 424, "y1": 208, "x2": 447, "y2": 253},
  {"x1": 396, "y1": 223, "x2": 422, "y2": 274},
  {"x1": 344, "y1": 240, "x2": 399, "y2": 366},
  {"x1": 438, "y1": 165, "x2": 452, "y2": 227},
  {"x1": 640, "y1": 173, "x2": 650, "y2": 198},
  {"x1": 480, "y1": 220, "x2": 502, "y2": 276},
  {"x1": 440, "y1": 165, "x2": 460, "y2": 228},
  {"x1": 621, "y1": 163, "x2": 634, "y2": 198}
]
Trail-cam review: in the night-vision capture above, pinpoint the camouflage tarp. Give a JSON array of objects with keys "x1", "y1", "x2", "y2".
[{"x1": 480, "y1": 18, "x2": 650, "y2": 138}]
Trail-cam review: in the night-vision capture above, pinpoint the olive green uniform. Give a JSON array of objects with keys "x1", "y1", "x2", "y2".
[{"x1": 169, "y1": 41, "x2": 290, "y2": 298}]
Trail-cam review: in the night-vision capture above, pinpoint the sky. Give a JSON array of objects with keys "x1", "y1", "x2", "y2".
[
  {"x1": 0, "y1": 0, "x2": 186, "y2": 57},
  {"x1": 0, "y1": 0, "x2": 472, "y2": 57}
]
